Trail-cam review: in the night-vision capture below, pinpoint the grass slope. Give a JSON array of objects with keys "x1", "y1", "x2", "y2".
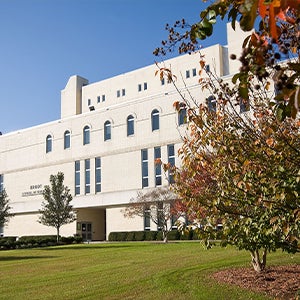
[{"x1": 0, "y1": 242, "x2": 298, "y2": 299}]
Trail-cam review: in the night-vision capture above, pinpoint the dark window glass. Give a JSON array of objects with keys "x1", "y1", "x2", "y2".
[
  {"x1": 104, "y1": 121, "x2": 111, "y2": 141},
  {"x1": 207, "y1": 95, "x2": 216, "y2": 112},
  {"x1": 95, "y1": 157, "x2": 101, "y2": 193},
  {"x1": 75, "y1": 161, "x2": 80, "y2": 195},
  {"x1": 0, "y1": 175, "x2": 3, "y2": 193},
  {"x1": 240, "y1": 98, "x2": 250, "y2": 113},
  {"x1": 168, "y1": 144, "x2": 175, "y2": 184},
  {"x1": 46, "y1": 135, "x2": 52, "y2": 153},
  {"x1": 178, "y1": 106, "x2": 187, "y2": 125},
  {"x1": 85, "y1": 159, "x2": 90, "y2": 194},
  {"x1": 64, "y1": 130, "x2": 71, "y2": 149},
  {"x1": 151, "y1": 109, "x2": 159, "y2": 131},
  {"x1": 141, "y1": 149, "x2": 148, "y2": 188},
  {"x1": 127, "y1": 115, "x2": 134, "y2": 136},
  {"x1": 154, "y1": 147, "x2": 162, "y2": 186},
  {"x1": 144, "y1": 207, "x2": 151, "y2": 230},
  {"x1": 83, "y1": 126, "x2": 90, "y2": 145}
]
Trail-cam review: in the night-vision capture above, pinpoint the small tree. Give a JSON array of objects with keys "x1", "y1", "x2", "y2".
[
  {"x1": 124, "y1": 187, "x2": 183, "y2": 243},
  {"x1": 38, "y1": 172, "x2": 76, "y2": 242},
  {"x1": 0, "y1": 189, "x2": 13, "y2": 229}
]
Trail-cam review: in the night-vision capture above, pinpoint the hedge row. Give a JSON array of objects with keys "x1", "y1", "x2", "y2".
[
  {"x1": 0, "y1": 235, "x2": 83, "y2": 250},
  {"x1": 108, "y1": 230, "x2": 200, "y2": 241}
]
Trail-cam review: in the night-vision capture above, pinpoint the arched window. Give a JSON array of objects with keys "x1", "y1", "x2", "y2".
[
  {"x1": 83, "y1": 126, "x2": 90, "y2": 145},
  {"x1": 151, "y1": 109, "x2": 159, "y2": 131},
  {"x1": 104, "y1": 121, "x2": 111, "y2": 141},
  {"x1": 46, "y1": 134, "x2": 52, "y2": 153},
  {"x1": 178, "y1": 105, "x2": 187, "y2": 125},
  {"x1": 207, "y1": 95, "x2": 216, "y2": 112},
  {"x1": 64, "y1": 130, "x2": 71, "y2": 149},
  {"x1": 127, "y1": 115, "x2": 134, "y2": 136}
]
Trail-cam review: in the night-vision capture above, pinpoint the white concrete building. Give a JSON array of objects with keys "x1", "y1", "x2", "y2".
[{"x1": 0, "y1": 24, "x2": 248, "y2": 240}]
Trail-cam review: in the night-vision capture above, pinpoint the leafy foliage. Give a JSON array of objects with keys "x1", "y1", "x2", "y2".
[
  {"x1": 154, "y1": 0, "x2": 300, "y2": 272},
  {"x1": 154, "y1": 0, "x2": 300, "y2": 118},
  {"x1": 38, "y1": 172, "x2": 76, "y2": 242},
  {"x1": 0, "y1": 190, "x2": 12, "y2": 227},
  {"x1": 123, "y1": 187, "x2": 183, "y2": 243}
]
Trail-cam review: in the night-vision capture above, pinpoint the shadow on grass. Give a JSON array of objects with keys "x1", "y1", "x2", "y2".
[
  {"x1": 0, "y1": 256, "x2": 57, "y2": 261},
  {"x1": 40, "y1": 242, "x2": 156, "y2": 251}
]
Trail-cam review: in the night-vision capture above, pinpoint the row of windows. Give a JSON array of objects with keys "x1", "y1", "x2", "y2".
[
  {"x1": 75, "y1": 157, "x2": 101, "y2": 195},
  {"x1": 144, "y1": 203, "x2": 178, "y2": 231},
  {"x1": 141, "y1": 144, "x2": 175, "y2": 188},
  {"x1": 46, "y1": 110, "x2": 187, "y2": 153},
  {"x1": 206, "y1": 95, "x2": 249, "y2": 114},
  {"x1": 87, "y1": 66, "x2": 201, "y2": 107},
  {"x1": 88, "y1": 82, "x2": 149, "y2": 106},
  {"x1": 185, "y1": 68, "x2": 197, "y2": 79},
  {"x1": 74, "y1": 145, "x2": 174, "y2": 196}
]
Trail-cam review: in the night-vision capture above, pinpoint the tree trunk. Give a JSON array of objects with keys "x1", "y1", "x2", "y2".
[
  {"x1": 162, "y1": 230, "x2": 168, "y2": 243},
  {"x1": 56, "y1": 227, "x2": 60, "y2": 244},
  {"x1": 250, "y1": 249, "x2": 267, "y2": 272}
]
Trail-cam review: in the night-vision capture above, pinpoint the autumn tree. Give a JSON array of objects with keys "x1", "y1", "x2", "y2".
[
  {"x1": 154, "y1": 0, "x2": 300, "y2": 272},
  {"x1": 38, "y1": 172, "x2": 76, "y2": 242},
  {"x1": 0, "y1": 190, "x2": 13, "y2": 229},
  {"x1": 124, "y1": 187, "x2": 185, "y2": 243},
  {"x1": 154, "y1": 0, "x2": 300, "y2": 118}
]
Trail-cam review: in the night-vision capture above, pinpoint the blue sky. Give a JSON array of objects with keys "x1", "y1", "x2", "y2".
[{"x1": 0, "y1": 0, "x2": 227, "y2": 133}]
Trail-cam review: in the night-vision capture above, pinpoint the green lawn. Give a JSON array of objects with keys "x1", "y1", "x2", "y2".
[{"x1": 0, "y1": 242, "x2": 298, "y2": 300}]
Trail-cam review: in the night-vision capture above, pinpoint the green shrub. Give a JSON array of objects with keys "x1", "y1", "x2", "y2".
[
  {"x1": 168, "y1": 230, "x2": 181, "y2": 240},
  {"x1": 0, "y1": 237, "x2": 17, "y2": 250},
  {"x1": 180, "y1": 230, "x2": 194, "y2": 240},
  {"x1": 133, "y1": 231, "x2": 145, "y2": 241},
  {"x1": 108, "y1": 232, "x2": 128, "y2": 241},
  {"x1": 126, "y1": 231, "x2": 135, "y2": 241},
  {"x1": 144, "y1": 231, "x2": 157, "y2": 241}
]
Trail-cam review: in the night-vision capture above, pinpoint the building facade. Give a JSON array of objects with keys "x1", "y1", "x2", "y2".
[{"x1": 0, "y1": 24, "x2": 248, "y2": 240}]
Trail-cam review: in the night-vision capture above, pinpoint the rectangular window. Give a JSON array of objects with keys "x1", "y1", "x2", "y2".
[
  {"x1": 161, "y1": 78, "x2": 165, "y2": 85},
  {"x1": 144, "y1": 82, "x2": 147, "y2": 90},
  {"x1": 144, "y1": 207, "x2": 151, "y2": 230},
  {"x1": 95, "y1": 157, "x2": 101, "y2": 193},
  {"x1": 154, "y1": 147, "x2": 162, "y2": 186},
  {"x1": 171, "y1": 214, "x2": 178, "y2": 229},
  {"x1": 75, "y1": 161, "x2": 80, "y2": 195},
  {"x1": 102, "y1": 94, "x2": 106, "y2": 102},
  {"x1": 122, "y1": 89, "x2": 125, "y2": 96},
  {"x1": 141, "y1": 149, "x2": 149, "y2": 188},
  {"x1": 97, "y1": 96, "x2": 101, "y2": 103},
  {"x1": 186, "y1": 70, "x2": 190, "y2": 78},
  {"x1": 0, "y1": 174, "x2": 3, "y2": 193},
  {"x1": 157, "y1": 202, "x2": 163, "y2": 230},
  {"x1": 192, "y1": 68, "x2": 197, "y2": 77},
  {"x1": 205, "y1": 65, "x2": 210, "y2": 72},
  {"x1": 167, "y1": 144, "x2": 175, "y2": 184},
  {"x1": 117, "y1": 90, "x2": 120, "y2": 98},
  {"x1": 88, "y1": 99, "x2": 91, "y2": 106},
  {"x1": 138, "y1": 84, "x2": 142, "y2": 92},
  {"x1": 85, "y1": 159, "x2": 90, "y2": 194}
]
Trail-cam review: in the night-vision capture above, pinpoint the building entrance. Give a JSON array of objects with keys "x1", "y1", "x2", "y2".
[{"x1": 77, "y1": 222, "x2": 92, "y2": 241}]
